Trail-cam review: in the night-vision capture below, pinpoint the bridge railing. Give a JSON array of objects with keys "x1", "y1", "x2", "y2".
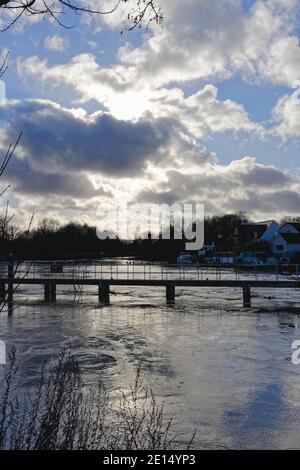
[{"x1": 1, "y1": 261, "x2": 300, "y2": 283}]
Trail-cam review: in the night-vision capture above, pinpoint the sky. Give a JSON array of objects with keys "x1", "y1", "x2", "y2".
[{"x1": 1, "y1": 0, "x2": 300, "y2": 228}]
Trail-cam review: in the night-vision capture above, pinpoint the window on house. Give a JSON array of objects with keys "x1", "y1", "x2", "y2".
[{"x1": 276, "y1": 245, "x2": 284, "y2": 251}]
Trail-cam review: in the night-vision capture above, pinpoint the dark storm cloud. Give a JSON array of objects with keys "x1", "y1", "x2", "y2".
[
  {"x1": 161, "y1": 162, "x2": 291, "y2": 197},
  {"x1": 237, "y1": 164, "x2": 290, "y2": 187},
  {"x1": 137, "y1": 190, "x2": 179, "y2": 205},
  {"x1": 3, "y1": 100, "x2": 171, "y2": 178},
  {"x1": 226, "y1": 190, "x2": 300, "y2": 214},
  {"x1": 5, "y1": 157, "x2": 108, "y2": 199},
  {"x1": 134, "y1": 157, "x2": 299, "y2": 217}
]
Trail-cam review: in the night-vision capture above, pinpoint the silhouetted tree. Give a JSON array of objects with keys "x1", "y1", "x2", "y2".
[
  {"x1": 204, "y1": 213, "x2": 249, "y2": 250},
  {"x1": 280, "y1": 216, "x2": 300, "y2": 225},
  {"x1": 36, "y1": 218, "x2": 60, "y2": 236}
]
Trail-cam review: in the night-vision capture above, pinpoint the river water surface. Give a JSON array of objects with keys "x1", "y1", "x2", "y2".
[{"x1": 1, "y1": 259, "x2": 300, "y2": 449}]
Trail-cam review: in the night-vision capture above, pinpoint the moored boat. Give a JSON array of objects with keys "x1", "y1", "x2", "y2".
[{"x1": 177, "y1": 252, "x2": 196, "y2": 265}]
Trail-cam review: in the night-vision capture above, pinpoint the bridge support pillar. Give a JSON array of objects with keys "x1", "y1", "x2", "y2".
[
  {"x1": 44, "y1": 283, "x2": 50, "y2": 302},
  {"x1": 7, "y1": 260, "x2": 14, "y2": 316},
  {"x1": 50, "y1": 283, "x2": 56, "y2": 303},
  {"x1": 7, "y1": 283, "x2": 13, "y2": 316},
  {"x1": 0, "y1": 282, "x2": 6, "y2": 301},
  {"x1": 99, "y1": 283, "x2": 110, "y2": 305},
  {"x1": 166, "y1": 284, "x2": 175, "y2": 304},
  {"x1": 243, "y1": 286, "x2": 251, "y2": 308}
]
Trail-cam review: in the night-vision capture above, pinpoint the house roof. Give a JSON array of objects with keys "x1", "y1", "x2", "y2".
[
  {"x1": 289, "y1": 223, "x2": 300, "y2": 232},
  {"x1": 279, "y1": 233, "x2": 300, "y2": 244},
  {"x1": 280, "y1": 222, "x2": 300, "y2": 232}
]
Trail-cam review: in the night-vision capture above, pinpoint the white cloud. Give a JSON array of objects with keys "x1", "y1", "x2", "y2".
[
  {"x1": 1, "y1": 95, "x2": 300, "y2": 225},
  {"x1": 150, "y1": 84, "x2": 264, "y2": 137},
  {"x1": 1, "y1": 98, "x2": 173, "y2": 179},
  {"x1": 17, "y1": 55, "x2": 263, "y2": 136},
  {"x1": 8, "y1": 0, "x2": 300, "y2": 90},
  {"x1": 271, "y1": 92, "x2": 300, "y2": 139},
  {"x1": 137, "y1": 156, "x2": 300, "y2": 220},
  {"x1": 16, "y1": 0, "x2": 300, "y2": 139},
  {"x1": 44, "y1": 35, "x2": 70, "y2": 52},
  {"x1": 5, "y1": 0, "x2": 300, "y2": 225},
  {"x1": 116, "y1": 0, "x2": 300, "y2": 87}
]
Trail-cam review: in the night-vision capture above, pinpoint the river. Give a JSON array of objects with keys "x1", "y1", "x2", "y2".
[{"x1": 1, "y1": 259, "x2": 300, "y2": 449}]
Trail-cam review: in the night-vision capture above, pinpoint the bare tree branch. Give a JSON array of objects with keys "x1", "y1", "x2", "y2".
[
  {"x1": 124, "y1": 0, "x2": 162, "y2": 32},
  {"x1": 0, "y1": 0, "x2": 162, "y2": 31},
  {"x1": 0, "y1": 51, "x2": 9, "y2": 77},
  {"x1": 0, "y1": 132, "x2": 22, "y2": 177}
]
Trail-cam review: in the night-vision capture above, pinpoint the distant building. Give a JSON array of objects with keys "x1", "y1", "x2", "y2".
[
  {"x1": 237, "y1": 220, "x2": 279, "y2": 245},
  {"x1": 270, "y1": 233, "x2": 300, "y2": 257}
]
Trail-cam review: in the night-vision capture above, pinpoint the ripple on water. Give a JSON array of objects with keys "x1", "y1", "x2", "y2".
[{"x1": 72, "y1": 352, "x2": 117, "y2": 372}]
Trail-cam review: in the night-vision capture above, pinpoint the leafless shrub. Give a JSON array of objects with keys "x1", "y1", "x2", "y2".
[{"x1": 0, "y1": 350, "x2": 194, "y2": 450}]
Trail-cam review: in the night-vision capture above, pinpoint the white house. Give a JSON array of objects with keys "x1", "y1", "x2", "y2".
[
  {"x1": 270, "y1": 233, "x2": 300, "y2": 257},
  {"x1": 279, "y1": 222, "x2": 300, "y2": 234},
  {"x1": 237, "y1": 220, "x2": 279, "y2": 245}
]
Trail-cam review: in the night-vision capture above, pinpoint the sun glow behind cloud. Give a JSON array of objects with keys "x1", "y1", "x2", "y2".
[
  {"x1": 107, "y1": 90, "x2": 149, "y2": 120},
  {"x1": 1, "y1": 0, "x2": 300, "y2": 227}
]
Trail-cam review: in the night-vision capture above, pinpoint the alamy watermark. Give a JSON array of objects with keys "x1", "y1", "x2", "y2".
[
  {"x1": 291, "y1": 80, "x2": 300, "y2": 104},
  {"x1": 0, "y1": 82, "x2": 6, "y2": 365},
  {"x1": 96, "y1": 203, "x2": 204, "y2": 251},
  {"x1": 292, "y1": 340, "x2": 300, "y2": 365},
  {"x1": 0, "y1": 79, "x2": 6, "y2": 102},
  {"x1": 0, "y1": 340, "x2": 6, "y2": 365}
]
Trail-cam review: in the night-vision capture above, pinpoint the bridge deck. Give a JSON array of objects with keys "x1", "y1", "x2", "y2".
[
  {"x1": 1, "y1": 277, "x2": 300, "y2": 288},
  {"x1": 0, "y1": 262, "x2": 300, "y2": 313}
]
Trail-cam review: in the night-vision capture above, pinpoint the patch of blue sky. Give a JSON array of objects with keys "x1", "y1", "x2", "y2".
[
  {"x1": 241, "y1": 0, "x2": 257, "y2": 14},
  {"x1": 179, "y1": 76, "x2": 291, "y2": 124},
  {"x1": 202, "y1": 131, "x2": 300, "y2": 170},
  {"x1": 216, "y1": 77, "x2": 291, "y2": 123}
]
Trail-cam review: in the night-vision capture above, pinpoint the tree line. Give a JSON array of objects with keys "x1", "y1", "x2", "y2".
[{"x1": 2, "y1": 212, "x2": 300, "y2": 261}]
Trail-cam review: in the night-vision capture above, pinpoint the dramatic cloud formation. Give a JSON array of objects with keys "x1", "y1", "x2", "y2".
[
  {"x1": 6, "y1": 158, "x2": 106, "y2": 199},
  {"x1": 137, "y1": 157, "x2": 300, "y2": 219},
  {"x1": 1, "y1": 0, "x2": 300, "y2": 226},
  {"x1": 95, "y1": 0, "x2": 300, "y2": 87},
  {"x1": 17, "y1": 54, "x2": 265, "y2": 133},
  {"x1": 1, "y1": 99, "x2": 172, "y2": 177},
  {"x1": 16, "y1": 0, "x2": 300, "y2": 135}
]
